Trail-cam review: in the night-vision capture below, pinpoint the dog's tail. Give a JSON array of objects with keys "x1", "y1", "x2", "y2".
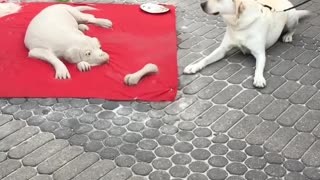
[
  {"x1": 0, "y1": 3, "x2": 21, "y2": 18},
  {"x1": 295, "y1": 10, "x2": 311, "y2": 20},
  {"x1": 75, "y1": 6, "x2": 97, "y2": 12}
]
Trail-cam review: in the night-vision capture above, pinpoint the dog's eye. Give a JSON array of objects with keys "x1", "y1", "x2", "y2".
[{"x1": 85, "y1": 51, "x2": 91, "y2": 56}]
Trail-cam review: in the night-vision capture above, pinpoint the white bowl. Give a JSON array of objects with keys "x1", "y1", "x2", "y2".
[{"x1": 140, "y1": 3, "x2": 170, "y2": 14}]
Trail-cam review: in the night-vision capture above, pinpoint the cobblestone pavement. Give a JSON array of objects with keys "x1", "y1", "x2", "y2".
[{"x1": 1, "y1": 0, "x2": 320, "y2": 179}]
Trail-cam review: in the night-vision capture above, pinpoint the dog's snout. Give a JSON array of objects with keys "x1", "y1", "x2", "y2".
[
  {"x1": 100, "y1": 52, "x2": 110, "y2": 63},
  {"x1": 200, "y1": 2, "x2": 207, "y2": 11}
]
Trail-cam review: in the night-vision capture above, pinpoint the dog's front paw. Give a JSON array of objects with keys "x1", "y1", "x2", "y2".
[
  {"x1": 183, "y1": 63, "x2": 203, "y2": 74},
  {"x1": 253, "y1": 76, "x2": 266, "y2": 88},
  {"x1": 78, "y1": 24, "x2": 89, "y2": 32},
  {"x1": 97, "y1": 19, "x2": 112, "y2": 28},
  {"x1": 55, "y1": 65, "x2": 71, "y2": 79},
  {"x1": 77, "y1": 61, "x2": 91, "y2": 72}
]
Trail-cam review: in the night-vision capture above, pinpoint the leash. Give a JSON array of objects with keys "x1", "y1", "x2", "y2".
[{"x1": 262, "y1": 0, "x2": 311, "y2": 12}]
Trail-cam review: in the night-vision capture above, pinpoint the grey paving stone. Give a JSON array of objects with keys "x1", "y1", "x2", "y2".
[
  {"x1": 228, "y1": 115, "x2": 262, "y2": 139},
  {"x1": 13, "y1": 110, "x2": 32, "y2": 120},
  {"x1": 273, "y1": 81, "x2": 301, "y2": 99},
  {"x1": 310, "y1": 56, "x2": 320, "y2": 68},
  {"x1": 300, "y1": 69, "x2": 320, "y2": 85},
  {"x1": 183, "y1": 77, "x2": 213, "y2": 95},
  {"x1": 0, "y1": 159, "x2": 21, "y2": 179},
  {"x1": 22, "y1": 139, "x2": 69, "y2": 166},
  {"x1": 295, "y1": 50, "x2": 319, "y2": 64},
  {"x1": 0, "y1": 126, "x2": 39, "y2": 151},
  {"x1": 53, "y1": 152, "x2": 99, "y2": 180},
  {"x1": 100, "y1": 147, "x2": 120, "y2": 160},
  {"x1": 165, "y1": 96, "x2": 196, "y2": 115},
  {"x1": 207, "y1": 168, "x2": 228, "y2": 180},
  {"x1": 245, "y1": 170, "x2": 268, "y2": 180},
  {"x1": 214, "y1": 64, "x2": 242, "y2": 80},
  {"x1": 212, "y1": 85, "x2": 242, "y2": 104},
  {"x1": 264, "y1": 153, "x2": 284, "y2": 164},
  {"x1": 267, "y1": 42, "x2": 292, "y2": 56},
  {"x1": 212, "y1": 134, "x2": 229, "y2": 143},
  {"x1": 198, "y1": 81, "x2": 227, "y2": 100},
  {"x1": 188, "y1": 161, "x2": 209, "y2": 173},
  {"x1": 280, "y1": 46, "x2": 305, "y2": 60},
  {"x1": 65, "y1": 108, "x2": 83, "y2": 117},
  {"x1": 69, "y1": 134, "x2": 89, "y2": 146},
  {"x1": 20, "y1": 101, "x2": 39, "y2": 110},
  {"x1": 131, "y1": 162, "x2": 153, "y2": 176},
  {"x1": 108, "y1": 126, "x2": 126, "y2": 136},
  {"x1": 228, "y1": 67, "x2": 253, "y2": 84},
  {"x1": 227, "y1": 89, "x2": 258, "y2": 109},
  {"x1": 187, "y1": 173, "x2": 208, "y2": 180},
  {"x1": 245, "y1": 145, "x2": 265, "y2": 157},
  {"x1": 93, "y1": 119, "x2": 112, "y2": 130},
  {"x1": 162, "y1": 116, "x2": 180, "y2": 125},
  {"x1": 258, "y1": 76, "x2": 286, "y2": 94},
  {"x1": 264, "y1": 127, "x2": 298, "y2": 152},
  {"x1": 284, "y1": 160, "x2": 305, "y2": 172},
  {"x1": 226, "y1": 162, "x2": 247, "y2": 175},
  {"x1": 155, "y1": 146, "x2": 174, "y2": 158},
  {"x1": 8, "y1": 132, "x2": 54, "y2": 159},
  {"x1": 0, "y1": 120, "x2": 25, "y2": 140},
  {"x1": 149, "y1": 170, "x2": 170, "y2": 180},
  {"x1": 53, "y1": 127, "x2": 73, "y2": 139},
  {"x1": 193, "y1": 127, "x2": 212, "y2": 137},
  {"x1": 260, "y1": 99, "x2": 290, "y2": 121},
  {"x1": 195, "y1": 105, "x2": 228, "y2": 126},
  {"x1": 0, "y1": 114, "x2": 12, "y2": 126},
  {"x1": 226, "y1": 150, "x2": 247, "y2": 162},
  {"x1": 307, "y1": 91, "x2": 320, "y2": 110},
  {"x1": 84, "y1": 140, "x2": 103, "y2": 152},
  {"x1": 290, "y1": 85, "x2": 317, "y2": 104},
  {"x1": 79, "y1": 113, "x2": 97, "y2": 124},
  {"x1": 75, "y1": 160, "x2": 115, "y2": 179},
  {"x1": 127, "y1": 122, "x2": 145, "y2": 132},
  {"x1": 2, "y1": 166, "x2": 37, "y2": 180},
  {"x1": 270, "y1": 60, "x2": 296, "y2": 76},
  {"x1": 302, "y1": 140, "x2": 320, "y2": 167},
  {"x1": 180, "y1": 100, "x2": 212, "y2": 121},
  {"x1": 0, "y1": 152, "x2": 6, "y2": 163},
  {"x1": 295, "y1": 110, "x2": 320, "y2": 132},
  {"x1": 285, "y1": 65, "x2": 310, "y2": 81},
  {"x1": 209, "y1": 144, "x2": 228, "y2": 155},
  {"x1": 265, "y1": 164, "x2": 286, "y2": 178},
  {"x1": 192, "y1": 137, "x2": 211, "y2": 148},
  {"x1": 152, "y1": 158, "x2": 172, "y2": 170},
  {"x1": 283, "y1": 133, "x2": 316, "y2": 159},
  {"x1": 40, "y1": 121, "x2": 60, "y2": 132},
  {"x1": 1, "y1": 105, "x2": 20, "y2": 115},
  {"x1": 179, "y1": 74, "x2": 200, "y2": 90},
  {"x1": 190, "y1": 149, "x2": 210, "y2": 160},
  {"x1": 246, "y1": 121, "x2": 279, "y2": 145},
  {"x1": 102, "y1": 101, "x2": 119, "y2": 110},
  {"x1": 245, "y1": 157, "x2": 266, "y2": 170},
  {"x1": 135, "y1": 150, "x2": 156, "y2": 163},
  {"x1": 303, "y1": 167, "x2": 320, "y2": 180},
  {"x1": 37, "y1": 146, "x2": 83, "y2": 174},
  {"x1": 208, "y1": 156, "x2": 228, "y2": 167},
  {"x1": 142, "y1": 128, "x2": 161, "y2": 139},
  {"x1": 277, "y1": 105, "x2": 308, "y2": 127},
  {"x1": 29, "y1": 175, "x2": 52, "y2": 180},
  {"x1": 227, "y1": 140, "x2": 246, "y2": 150},
  {"x1": 160, "y1": 125, "x2": 178, "y2": 135},
  {"x1": 285, "y1": 172, "x2": 308, "y2": 180},
  {"x1": 84, "y1": 104, "x2": 102, "y2": 113},
  {"x1": 176, "y1": 131, "x2": 195, "y2": 141},
  {"x1": 178, "y1": 121, "x2": 196, "y2": 131},
  {"x1": 174, "y1": 142, "x2": 194, "y2": 153},
  {"x1": 243, "y1": 94, "x2": 274, "y2": 115},
  {"x1": 117, "y1": 107, "x2": 134, "y2": 116},
  {"x1": 46, "y1": 112, "x2": 64, "y2": 122},
  {"x1": 8, "y1": 98, "x2": 26, "y2": 105},
  {"x1": 169, "y1": 165, "x2": 190, "y2": 178},
  {"x1": 211, "y1": 110, "x2": 244, "y2": 132},
  {"x1": 88, "y1": 130, "x2": 108, "y2": 140}
]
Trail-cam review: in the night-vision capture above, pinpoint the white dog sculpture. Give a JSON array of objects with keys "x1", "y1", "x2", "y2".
[
  {"x1": 0, "y1": 2, "x2": 21, "y2": 17},
  {"x1": 24, "y1": 4, "x2": 112, "y2": 79}
]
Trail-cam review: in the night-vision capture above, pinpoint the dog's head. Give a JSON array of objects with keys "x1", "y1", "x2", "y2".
[
  {"x1": 201, "y1": 0, "x2": 255, "y2": 17},
  {"x1": 65, "y1": 37, "x2": 109, "y2": 66},
  {"x1": 201, "y1": 0, "x2": 237, "y2": 15}
]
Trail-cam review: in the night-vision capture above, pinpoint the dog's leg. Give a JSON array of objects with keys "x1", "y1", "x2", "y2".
[
  {"x1": 282, "y1": 18, "x2": 298, "y2": 43},
  {"x1": 251, "y1": 50, "x2": 266, "y2": 88},
  {"x1": 66, "y1": 7, "x2": 112, "y2": 28},
  {"x1": 184, "y1": 35, "x2": 234, "y2": 74},
  {"x1": 28, "y1": 48, "x2": 71, "y2": 79},
  {"x1": 78, "y1": 24, "x2": 89, "y2": 32}
]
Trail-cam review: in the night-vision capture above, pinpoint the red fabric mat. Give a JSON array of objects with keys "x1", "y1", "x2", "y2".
[{"x1": 0, "y1": 2, "x2": 177, "y2": 101}]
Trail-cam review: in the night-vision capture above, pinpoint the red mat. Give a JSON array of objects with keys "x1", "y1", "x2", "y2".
[{"x1": 0, "y1": 2, "x2": 177, "y2": 101}]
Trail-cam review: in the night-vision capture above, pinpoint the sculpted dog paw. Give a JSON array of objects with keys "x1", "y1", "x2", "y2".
[
  {"x1": 77, "y1": 61, "x2": 91, "y2": 72},
  {"x1": 78, "y1": 24, "x2": 89, "y2": 32},
  {"x1": 253, "y1": 76, "x2": 266, "y2": 88},
  {"x1": 55, "y1": 65, "x2": 71, "y2": 79},
  {"x1": 183, "y1": 63, "x2": 203, "y2": 74},
  {"x1": 98, "y1": 19, "x2": 112, "y2": 28}
]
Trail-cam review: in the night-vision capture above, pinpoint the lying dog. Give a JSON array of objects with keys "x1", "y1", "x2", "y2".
[
  {"x1": 24, "y1": 4, "x2": 112, "y2": 79},
  {"x1": 0, "y1": 2, "x2": 21, "y2": 17},
  {"x1": 184, "y1": 0, "x2": 310, "y2": 88}
]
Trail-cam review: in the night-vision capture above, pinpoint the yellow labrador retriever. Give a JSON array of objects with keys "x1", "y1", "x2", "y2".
[{"x1": 184, "y1": 0, "x2": 310, "y2": 88}]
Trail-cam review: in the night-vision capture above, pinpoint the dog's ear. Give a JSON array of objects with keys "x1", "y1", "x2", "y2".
[
  {"x1": 91, "y1": 37, "x2": 101, "y2": 48},
  {"x1": 234, "y1": 0, "x2": 245, "y2": 18}
]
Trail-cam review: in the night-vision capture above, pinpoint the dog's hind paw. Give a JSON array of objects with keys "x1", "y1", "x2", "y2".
[
  {"x1": 282, "y1": 34, "x2": 293, "y2": 43},
  {"x1": 183, "y1": 63, "x2": 203, "y2": 74},
  {"x1": 55, "y1": 65, "x2": 71, "y2": 79},
  {"x1": 253, "y1": 76, "x2": 266, "y2": 88},
  {"x1": 77, "y1": 61, "x2": 91, "y2": 72},
  {"x1": 78, "y1": 24, "x2": 89, "y2": 32},
  {"x1": 97, "y1": 19, "x2": 112, "y2": 28}
]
